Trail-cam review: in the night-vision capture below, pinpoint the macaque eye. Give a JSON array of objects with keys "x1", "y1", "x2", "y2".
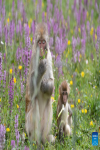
[
  {"x1": 42, "y1": 40, "x2": 46, "y2": 44},
  {"x1": 62, "y1": 91, "x2": 68, "y2": 95},
  {"x1": 62, "y1": 91, "x2": 64, "y2": 95},
  {"x1": 65, "y1": 91, "x2": 68, "y2": 95},
  {"x1": 38, "y1": 40, "x2": 41, "y2": 44}
]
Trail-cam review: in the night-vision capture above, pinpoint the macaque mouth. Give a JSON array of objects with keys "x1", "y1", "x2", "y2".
[
  {"x1": 63, "y1": 97, "x2": 67, "y2": 103},
  {"x1": 38, "y1": 39, "x2": 47, "y2": 59},
  {"x1": 39, "y1": 48, "x2": 47, "y2": 59}
]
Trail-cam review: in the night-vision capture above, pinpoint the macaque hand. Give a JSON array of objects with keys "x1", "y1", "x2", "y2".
[
  {"x1": 40, "y1": 79, "x2": 48, "y2": 93},
  {"x1": 40, "y1": 78, "x2": 53, "y2": 95},
  {"x1": 38, "y1": 59, "x2": 47, "y2": 75}
]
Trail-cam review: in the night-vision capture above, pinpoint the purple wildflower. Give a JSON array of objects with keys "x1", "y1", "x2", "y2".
[
  {"x1": 12, "y1": 0, "x2": 15, "y2": 17},
  {"x1": 55, "y1": 54, "x2": 63, "y2": 77},
  {"x1": 0, "y1": 21, "x2": 2, "y2": 38},
  {"x1": 0, "y1": 0, "x2": 2, "y2": 14},
  {"x1": 4, "y1": 25, "x2": 8, "y2": 45},
  {"x1": 72, "y1": 37, "x2": 77, "y2": 62},
  {"x1": 76, "y1": 9, "x2": 81, "y2": 26},
  {"x1": 22, "y1": 4, "x2": 26, "y2": 23},
  {"x1": 11, "y1": 140, "x2": 15, "y2": 150},
  {"x1": 3, "y1": 70, "x2": 6, "y2": 96},
  {"x1": 55, "y1": 36, "x2": 67, "y2": 54},
  {"x1": 15, "y1": 114, "x2": 20, "y2": 146},
  {"x1": 33, "y1": 0, "x2": 35, "y2": 3},
  {"x1": 16, "y1": 47, "x2": 20, "y2": 62},
  {"x1": 2, "y1": 4, "x2": 5, "y2": 23},
  {"x1": 8, "y1": 77, "x2": 14, "y2": 114},
  {"x1": 24, "y1": 146, "x2": 29, "y2": 150},
  {"x1": 95, "y1": 1, "x2": 99, "y2": 12},
  {"x1": 77, "y1": 50, "x2": 80, "y2": 62},
  {"x1": 0, "y1": 124, "x2": 6, "y2": 150},
  {"x1": 72, "y1": 0, "x2": 76, "y2": 11},
  {"x1": 97, "y1": 26, "x2": 100, "y2": 42},
  {"x1": 72, "y1": 37, "x2": 81, "y2": 63},
  {"x1": 84, "y1": 0, "x2": 88, "y2": 6},
  {"x1": 17, "y1": 0, "x2": 20, "y2": 10},
  {"x1": 47, "y1": 0, "x2": 51, "y2": 20},
  {"x1": 38, "y1": 0, "x2": 42, "y2": 10},
  {"x1": 24, "y1": 24, "x2": 32, "y2": 82},
  {"x1": 82, "y1": 8, "x2": 86, "y2": 24},
  {"x1": 53, "y1": 22, "x2": 58, "y2": 36},
  {"x1": 42, "y1": 12, "x2": 45, "y2": 22},
  {"x1": 73, "y1": 52, "x2": 77, "y2": 63},
  {"x1": 96, "y1": 26, "x2": 100, "y2": 62},
  {"x1": 86, "y1": 21, "x2": 90, "y2": 36},
  {"x1": 81, "y1": 24, "x2": 86, "y2": 41},
  {"x1": 49, "y1": 37, "x2": 53, "y2": 47},
  {"x1": 81, "y1": 38, "x2": 86, "y2": 56},
  {"x1": 66, "y1": 0, "x2": 69, "y2": 10},
  {"x1": 24, "y1": 51, "x2": 29, "y2": 83},
  {"x1": 21, "y1": 81, "x2": 24, "y2": 97},
  {"x1": 9, "y1": 20, "x2": 15, "y2": 45},
  {"x1": 0, "y1": 53, "x2": 2, "y2": 83},
  {"x1": 91, "y1": 9, "x2": 94, "y2": 21}
]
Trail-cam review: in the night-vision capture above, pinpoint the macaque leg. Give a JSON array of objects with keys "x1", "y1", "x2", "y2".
[
  {"x1": 68, "y1": 115, "x2": 72, "y2": 127},
  {"x1": 41, "y1": 100, "x2": 55, "y2": 144},
  {"x1": 64, "y1": 123, "x2": 71, "y2": 136},
  {"x1": 25, "y1": 99, "x2": 41, "y2": 143},
  {"x1": 46, "y1": 135, "x2": 55, "y2": 143},
  {"x1": 59, "y1": 121, "x2": 65, "y2": 140},
  {"x1": 67, "y1": 115, "x2": 72, "y2": 135}
]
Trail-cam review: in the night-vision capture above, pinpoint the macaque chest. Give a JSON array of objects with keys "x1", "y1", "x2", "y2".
[{"x1": 61, "y1": 103, "x2": 69, "y2": 124}]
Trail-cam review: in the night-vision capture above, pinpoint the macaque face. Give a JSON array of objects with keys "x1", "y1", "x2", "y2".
[
  {"x1": 62, "y1": 91, "x2": 68, "y2": 105},
  {"x1": 38, "y1": 39, "x2": 47, "y2": 58}
]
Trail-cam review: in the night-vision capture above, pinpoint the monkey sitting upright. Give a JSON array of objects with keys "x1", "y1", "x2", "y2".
[
  {"x1": 25, "y1": 23, "x2": 55, "y2": 144},
  {"x1": 57, "y1": 80, "x2": 72, "y2": 139}
]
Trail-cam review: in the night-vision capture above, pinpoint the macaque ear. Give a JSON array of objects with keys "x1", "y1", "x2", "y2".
[{"x1": 59, "y1": 86, "x2": 61, "y2": 94}]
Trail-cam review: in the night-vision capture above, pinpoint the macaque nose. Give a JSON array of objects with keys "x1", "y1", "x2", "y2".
[
  {"x1": 40, "y1": 44, "x2": 43, "y2": 49},
  {"x1": 63, "y1": 95, "x2": 67, "y2": 103},
  {"x1": 38, "y1": 40, "x2": 46, "y2": 49}
]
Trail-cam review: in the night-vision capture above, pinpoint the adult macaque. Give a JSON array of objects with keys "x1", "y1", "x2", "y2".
[
  {"x1": 25, "y1": 23, "x2": 55, "y2": 144},
  {"x1": 57, "y1": 80, "x2": 72, "y2": 140}
]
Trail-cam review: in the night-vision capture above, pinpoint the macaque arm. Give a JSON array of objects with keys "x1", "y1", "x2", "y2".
[
  {"x1": 30, "y1": 59, "x2": 47, "y2": 97},
  {"x1": 57, "y1": 102, "x2": 64, "y2": 140},
  {"x1": 40, "y1": 78, "x2": 54, "y2": 96},
  {"x1": 68, "y1": 104, "x2": 72, "y2": 117},
  {"x1": 57, "y1": 99, "x2": 62, "y2": 127}
]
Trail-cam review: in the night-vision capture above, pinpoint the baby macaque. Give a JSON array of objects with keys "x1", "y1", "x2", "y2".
[
  {"x1": 25, "y1": 23, "x2": 55, "y2": 144},
  {"x1": 57, "y1": 80, "x2": 72, "y2": 139}
]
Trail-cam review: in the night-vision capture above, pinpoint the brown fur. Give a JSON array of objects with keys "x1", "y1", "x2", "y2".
[
  {"x1": 57, "y1": 80, "x2": 72, "y2": 138},
  {"x1": 25, "y1": 23, "x2": 55, "y2": 144},
  {"x1": 59, "y1": 80, "x2": 70, "y2": 95}
]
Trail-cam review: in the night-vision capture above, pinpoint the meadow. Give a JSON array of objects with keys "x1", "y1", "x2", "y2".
[{"x1": 0, "y1": 0, "x2": 100, "y2": 149}]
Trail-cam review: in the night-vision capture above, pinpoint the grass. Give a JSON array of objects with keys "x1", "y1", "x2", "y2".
[{"x1": 0, "y1": 0, "x2": 100, "y2": 149}]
